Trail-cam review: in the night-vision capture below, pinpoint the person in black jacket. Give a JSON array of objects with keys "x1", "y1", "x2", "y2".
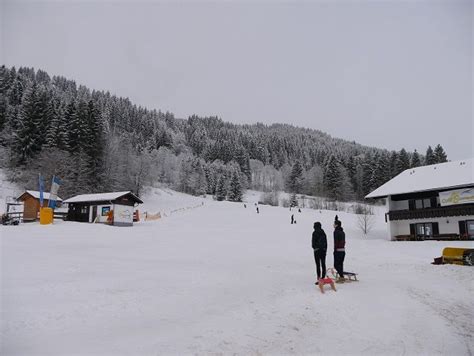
[
  {"x1": 312, "y1": 222, "x2": 327, "y2": 283},
  {"x1": 333, "y1": 216, "x2": 346, "y2": 283}
]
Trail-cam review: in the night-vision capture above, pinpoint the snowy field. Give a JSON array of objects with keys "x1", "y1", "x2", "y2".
[{"x1": 1, "y1": 189, "x2": 473, "y2": 355}]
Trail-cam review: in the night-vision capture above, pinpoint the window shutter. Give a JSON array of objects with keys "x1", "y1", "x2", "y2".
[
  {"x1": 459, "y1": 221, "x2": 466, "y2": 236},
  {"x1": 410, "y1": 224, "x2": 415, "y2": 236},
  {"x1": 408, "y1": 200, "x2": 415, "y2": 210},
  {"x1": 433, "y1": 222, "x2": 439, "y2": 236}
]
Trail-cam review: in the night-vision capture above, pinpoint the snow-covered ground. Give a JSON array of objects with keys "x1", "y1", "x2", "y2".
[{"x1": 1, "y1": 188, "x2": 473, "y2": 355}]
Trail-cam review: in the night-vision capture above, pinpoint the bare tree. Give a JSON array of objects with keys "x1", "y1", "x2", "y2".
[{"x1": 357, "y1": 203, "x2": 375, "y2": 235}]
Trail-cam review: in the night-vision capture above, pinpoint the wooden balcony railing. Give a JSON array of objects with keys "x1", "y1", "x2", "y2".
[{"x1": 388, "y1": 205, "x2": 474, "y2": 221}]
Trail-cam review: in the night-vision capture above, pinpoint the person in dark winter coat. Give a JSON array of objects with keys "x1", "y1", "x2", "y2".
[
  {"x1": 291, "y1": 214, "x2": 295, "y2": 224},
  {"x1": 312, "y1": 222, "x2": 327, "y2": 283},
  {"x1": 333, "y1": 216, "x2": 346, "y2": 283}
]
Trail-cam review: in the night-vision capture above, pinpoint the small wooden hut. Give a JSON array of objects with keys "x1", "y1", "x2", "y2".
[{"x1": 16, "y1": 190, "x2": 63, "y2": 221}]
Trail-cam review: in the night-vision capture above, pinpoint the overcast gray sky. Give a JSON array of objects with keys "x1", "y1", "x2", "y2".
[{"x1": 1, "y1": 0, "x2": 472, "y2": 160}]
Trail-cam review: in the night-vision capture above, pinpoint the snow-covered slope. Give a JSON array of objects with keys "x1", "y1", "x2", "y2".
[
  {"x1": 1, "y1": 188, "x2": 473, "y2": 355},
  {"x1": 0, "y1": 169, "x2": 22, "y2": 214}
]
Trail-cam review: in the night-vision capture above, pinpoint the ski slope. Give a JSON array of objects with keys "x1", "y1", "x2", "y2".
[{"x1": 1, "y1": 189, "x2": 473, "y2": 355}]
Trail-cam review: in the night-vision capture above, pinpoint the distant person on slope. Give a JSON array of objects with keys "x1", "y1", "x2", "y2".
[
  {"x1": 312, "y1": 222, "x2": 327, "y2": 284},
  {"x1": 333, "y1": 216, "x2": 346, "y2": 283},
  {"x1": 291, "y1": 214, "x2": 295, "y2": 224}
]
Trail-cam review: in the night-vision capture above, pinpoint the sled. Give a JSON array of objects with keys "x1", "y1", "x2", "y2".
[
  {"x1": 326, "y1": 268, "x2": 359, "y2": 282},
  {"x1": 437, "y1": 247, "x2": 474, "y2": 266},
  {"x1": 317, "y1": 277, "x2": 336, "y2": 294},
  {"x1": 342, "y1": 272, "x2": 358, "y2": 281}
]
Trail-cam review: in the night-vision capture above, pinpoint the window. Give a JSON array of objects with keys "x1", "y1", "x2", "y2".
[
  {"x1": 415, "y1": 200, "x2": 423, "y2": 209},
  {"x1": 81, "y1": 206, "x2": 88, "y2": 214},
  {"x1": 423, "y1": 199, "x2": 431, "y2": 208},
  {"x1": 414, "y1": 222, "x2": 439, "y2": 237},
  {"x1": 467, "y1": 221, "x2": 474, "y2": 238},
  {"x1": 409, "y1": 198, "x2": 436, "y2": 210}
]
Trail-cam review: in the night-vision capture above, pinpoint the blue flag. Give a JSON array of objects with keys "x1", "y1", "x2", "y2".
[{"x1": 38, "y1": 174, "x2": 45, "y2": 207}]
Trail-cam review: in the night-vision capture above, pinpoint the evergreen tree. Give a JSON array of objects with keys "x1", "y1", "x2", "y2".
[
  {"x1": 215, "y1": 175, "x2": 227, "y2": 201},
  {"x1": 228, "y1": 170, "x2": 243, "y2": 202},
  {"x1": 411, "y1": 149, "x2": 421, "y2": 168},
  {"x1": 324, "y1": 155, "x2": 343, "y2": 200},
  {"x1": 372, "y1": 153, "x2": 390, "y2": 189},
  {"x1": 287, "y1": 160, "x2": 303, "y2": 193},
  {"x1": 14, "y1": 82, "x2": 43, "y2": 163},
  {"x1": 0, "y1": 66, "x2": 9, "y2": 131},
  {"x1": 434, "y1": 144, "x2": 447, "y2": 163},
  {"x1": 389, "y1": 151, "x2": 398, "y2": 178},
  {"x1": 361, "y1": 153, "x2": 375, "y2": 197},
  {"x1": 395, "y1": 148, "x2": 410, "y2": 175},
  {"x1": 425, "y1": 146, "x2": 436, "y2": 165},
  {"x1": 65, "y1": 100, "x2": 80, "y2": 152},
  {"x1": 85, "y1": 100, "x2": 105, "y2": 186}
]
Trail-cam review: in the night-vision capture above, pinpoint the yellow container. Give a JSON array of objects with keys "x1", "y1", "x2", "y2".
[
  {"x1": 442, "y1": 247, "x2": 468, "y2": 265},
  {"x1": 40, "y1": 207, "x2": 53, "y2": 225}
]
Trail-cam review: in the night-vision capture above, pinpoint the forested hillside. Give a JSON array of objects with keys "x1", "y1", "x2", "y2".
[{"x1": 0, "y1": 66, "x2": 448, "y2": 201}]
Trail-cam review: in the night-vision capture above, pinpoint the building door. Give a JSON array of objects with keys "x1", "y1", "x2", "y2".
[{"x1": 92, "y1": 206, "x2": 97, "y2": 222}]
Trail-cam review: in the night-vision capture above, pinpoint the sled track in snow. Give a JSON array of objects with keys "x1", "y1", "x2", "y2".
[{"x1": 407, "y1": 287, "x2": 473, "y2": 356}]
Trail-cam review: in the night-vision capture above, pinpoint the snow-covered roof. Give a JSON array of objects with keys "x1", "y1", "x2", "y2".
[
  {"x1": 63, "y1": 191, "x2": 143, "y2": 204},
  {"x1": 366, "y1": 159, "x2": 474, "y2": 199},
  {"x1": 19, "y1": 190, "x2": 63, "y2": 201}
]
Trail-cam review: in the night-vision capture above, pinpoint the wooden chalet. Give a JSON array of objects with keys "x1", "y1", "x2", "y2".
[
  {"x1": 366, "y1": 159, "x2": 474, "y2": 241},
  {"x1": 16, "y1": 190, "x2": 63, "y2": 221},
  {"x1": 63, "y1": 191, "x2": 143, "y2": 226}
]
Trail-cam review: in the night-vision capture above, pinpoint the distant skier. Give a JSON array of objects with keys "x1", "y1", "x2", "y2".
[
  {"x1": 244, "y1": 204, "x2": 247, "y2": 208},
  {"x1": 312, "y1": 222, "x2": 327, "y2": 284},
  {"x1": 256, "y1": 207, "x2": 259, "y2": 214},
  {"x1": 333, "y1": 216, "x2": 346, "y2": 283},
  {"x1": 291, "y1": 214, "x2": 295, "y2": 224},
  {"x1": 298, "y1": 208, "x2": 301, "y2": 213}
]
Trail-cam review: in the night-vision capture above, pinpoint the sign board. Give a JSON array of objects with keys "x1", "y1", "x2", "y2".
[
  {"x1": 101, "y1": 206, "x2": 111, "y2": 216},
  {"x1": 439, "y1": 188, "x2": 474, "y2": 206},
  {"x1": 113, "y1": 204, "x2": 133, "y2": 226}
]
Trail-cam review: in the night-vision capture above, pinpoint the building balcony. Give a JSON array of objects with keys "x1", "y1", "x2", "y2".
[{"x1": 388, "y1": 205, "x2": 474, "y2": 221}]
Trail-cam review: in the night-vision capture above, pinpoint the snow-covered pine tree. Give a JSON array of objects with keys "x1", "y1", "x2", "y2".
[
  {"x1": 324, "y1": 155, "x2": 343, "y2": 200},
  {"x1": 434, "y1": 144, "x2": 447, "y2": 163},
  {"x1": 411, "y1": 149, "x2": 421, "y2": 168},
  {"x1": 389, "y1": 151, "x2": 398, "y2": 178},
  {"x1": 14, "y1": 82, "x2": 43, "y2": 163},
  {"x1": 0, "y1": 66, "x2": 9, "y2": 131},
  {"x1": 361, "y1": 153, "x2": 374, "y2": 197},
  {"x1": 215, "y1": 174, "x2": 227, "y2": 201},
  {"x1": 425, "y1": 146, "x2": 436, "y2": 165},
  {"x1": 287, "y1": 160, "x2": 303, "y2": 193},
  {"x1": 190, "y1": 158, "x2": 207, "y2": 196},
  {"x1": 65, "y1": 100, "x2": 80, "y2": 152},
  {"x1": 395, "y1": 148, "x2": 410, "y2": 175},
  {"x1": 85, "y1": 100, "x2": 105, "y2": 187},
  {"x1": 228, "y1": 170, "x2": 243, "y2": 202}
]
